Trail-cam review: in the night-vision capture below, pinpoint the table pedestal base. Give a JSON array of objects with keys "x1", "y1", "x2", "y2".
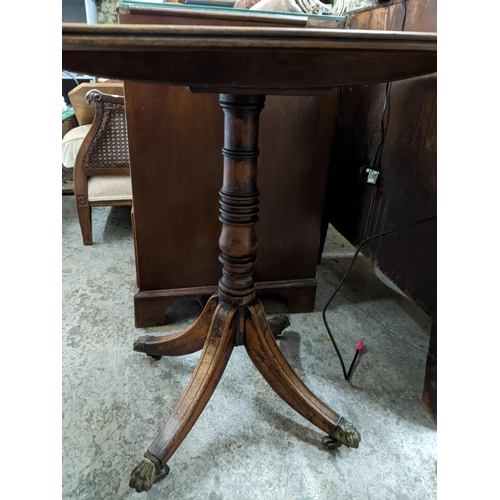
[
  {"x1": 128, "y1": 94, "x2": 360, "y2": 493},
  {"x1": 130, "y1": 296, "x2": 360, "y2": 492}
]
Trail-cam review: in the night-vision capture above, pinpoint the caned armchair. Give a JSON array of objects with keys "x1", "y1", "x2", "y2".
[{"x1": 67, "y1": 88, "x2": 132, "y2": 245}]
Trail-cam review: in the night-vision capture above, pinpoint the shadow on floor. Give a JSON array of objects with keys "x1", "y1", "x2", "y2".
[{"x1": 102, "y1": 206, "x2": 132, "y2": 244}]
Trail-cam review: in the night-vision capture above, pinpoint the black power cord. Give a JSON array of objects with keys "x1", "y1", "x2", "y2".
[
  {"x1": 364, "y1": 0, "x2": 408, "y2": 175},
  {"x1": 322, "y1": 215, "x2": 436, "y2": 381},
  {"x1": 368, "y1": 81, "x2": 390, "y2": 173},
  {"x1": 329, "y1": 0, "x2": 414, "y2": 380},
  {"x1": 401, "y1": 0, "x2": 408, "y2": 31},
  {"x1": 323, "y1": 0, "x2": 422, "y2": 380}
]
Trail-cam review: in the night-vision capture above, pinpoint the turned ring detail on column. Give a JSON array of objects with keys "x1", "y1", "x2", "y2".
[{"x1": 217, "y1": 94, "x2": 265, "y2": 305}]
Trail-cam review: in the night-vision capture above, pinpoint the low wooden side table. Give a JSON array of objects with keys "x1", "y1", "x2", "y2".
[{"x1": 62, "y1": 23, "x2": 437, "y2": 493}]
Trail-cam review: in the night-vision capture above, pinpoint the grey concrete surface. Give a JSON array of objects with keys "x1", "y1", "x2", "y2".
[{"x1": 62, "y1": 196, "x2": 436, "y2": 499}]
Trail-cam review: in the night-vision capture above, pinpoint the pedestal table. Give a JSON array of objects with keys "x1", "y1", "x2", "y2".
[{"x1": 62, "y1": 23, "x2": 437, "y2": 493}]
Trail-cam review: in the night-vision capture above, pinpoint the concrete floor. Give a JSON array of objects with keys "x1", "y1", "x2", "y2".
[{"x1": 62, "y1": 196, "x2": 436, "y2": 499}]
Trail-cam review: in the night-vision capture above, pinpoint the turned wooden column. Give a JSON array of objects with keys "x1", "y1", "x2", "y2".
[{"x1": 217, "y1": 94, "x2": 265, "y2": 308}]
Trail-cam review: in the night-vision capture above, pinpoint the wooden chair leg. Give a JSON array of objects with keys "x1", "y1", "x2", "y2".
[
  {"x1": 76, "y1": 203, "x2": 92, "y2": 245},
  {"x1": 245, "y1": 301, "x2": 360, "y2": 449},
  {"x1": 129, "y1": 301, "x2": 237, "y2": 493},
  {"x1": 132, "y1": 295, "x2": 218, "y2": 358}
]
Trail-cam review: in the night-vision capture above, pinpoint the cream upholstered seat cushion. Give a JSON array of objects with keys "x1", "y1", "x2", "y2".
[
  {"x1": 88, "y1": 175, "x2": 132, "y2": 202},
  {"x1": 62, "y1": 124, "x2": 92, "y2": 168}
]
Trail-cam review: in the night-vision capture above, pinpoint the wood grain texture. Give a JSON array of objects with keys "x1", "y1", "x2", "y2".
[
  {"x1": 245, "y1": 301, "x2": 340, "y2": 435},
  {"x1": 324, "y1": 0, "x2": 436, "y2": 317},
  {"x1": 136, "y1": 295, "x2": 218, "y2": 357},
  {"x1": 217, "y1": 93, "x2": 264, "y2": 305},
  {"x1": 147, "y1": 301, "x2": 237, "y2": 465},
  {"x1": 62, "y1": 24, "x2": 436, "y2": 93},
  {"x1": 62, "y1": 23, "x2": 437, "y2": 46},
  {"x1": 133, "y1": 280, "x2": 317, "y2": 327}
]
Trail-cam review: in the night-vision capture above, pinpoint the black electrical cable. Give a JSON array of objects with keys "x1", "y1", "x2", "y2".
[
  {"x1": 323, "y1": 0, "x2": 417, "y2": 381},
  {"x1": 368, "y1": 0, "x2": 407, "y2": 171},
  {"x1": 369, "y1": 81, "x2": 391, "y2": 170},
  {"x1": 322, "y1": 215, "x2": 436, "y2": 381},
  {"x1": 401, "y1": 0, "x2": 407, "y2": 31}
]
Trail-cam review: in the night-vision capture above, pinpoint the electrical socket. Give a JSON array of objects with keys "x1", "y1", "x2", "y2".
[{"x1": 359, "y1": 165, "x2": 380, "y2": 185}]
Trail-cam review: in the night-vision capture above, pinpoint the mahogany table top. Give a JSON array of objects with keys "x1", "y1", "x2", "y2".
[{"x1": 62, "y1": 23, "x2": 437, "y2": 94}]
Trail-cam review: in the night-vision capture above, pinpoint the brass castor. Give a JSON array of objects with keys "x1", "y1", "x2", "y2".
[
  {"x1": 322, "y1": 435, "x2": 342, "y2": 450},
  {"x1": 154, "y1": 465, "x2": 170, "y2": 483},
  {"x1": 129, "y1": 452, "x2": 170, "y2": 493},
  {"x1": 133, "y1": 336, "x2": 161, "y2": 360}
]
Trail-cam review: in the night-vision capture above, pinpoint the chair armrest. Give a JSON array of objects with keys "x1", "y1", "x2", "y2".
[
  {"x1": 68, "y1": 82, "x2": 124, "y2": 125},
  {"x1": 75, "y1": 90, "x2": 130, "y2": 175}
]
